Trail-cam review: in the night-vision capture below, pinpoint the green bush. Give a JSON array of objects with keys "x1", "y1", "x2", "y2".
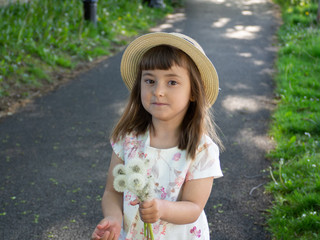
[{"x1": 0, "y1": 0, "x2": 172, "y2": 100}]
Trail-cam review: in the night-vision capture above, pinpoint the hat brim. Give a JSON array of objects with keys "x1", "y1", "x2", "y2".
[{"x1": 120, "y1": 32, "x2": 219, "y2": 106}]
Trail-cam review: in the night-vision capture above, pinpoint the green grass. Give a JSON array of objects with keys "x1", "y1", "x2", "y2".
[
  {"x1": 0, "y1": 0, "x2": 173, "y2": 107},
  {"x1": 266, "y1": 0, "x2": 320, "y2": 239}
]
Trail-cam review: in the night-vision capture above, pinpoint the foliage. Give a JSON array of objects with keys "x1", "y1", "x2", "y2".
[
  {"x1": 0, "y1": 0, "x2": 172, "y2": 105},
  {"x1": 273, "y1": 0, "x2": 318, "y2": 8},
  {"x1": 266, "y1": 0, "x2": 320, "y2": 239}
]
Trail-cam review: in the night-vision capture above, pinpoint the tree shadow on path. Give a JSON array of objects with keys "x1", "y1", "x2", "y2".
[{"x1": 0, "y1": 0, "x2": 280, "y2": 239}]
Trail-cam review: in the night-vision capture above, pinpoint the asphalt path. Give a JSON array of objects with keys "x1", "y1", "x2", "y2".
[{"x1": 0, "y1": 0, "x2": 279, "y2": 239}]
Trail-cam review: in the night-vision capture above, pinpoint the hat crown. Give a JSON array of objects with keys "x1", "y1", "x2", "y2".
[{"x1": 170, "y1": 33, "x2": 205, "y2": 54}]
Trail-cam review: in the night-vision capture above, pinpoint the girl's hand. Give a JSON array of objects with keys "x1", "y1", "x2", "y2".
[
  {"x1": 130, "y1": 199, "x2": 163, "y2": 223},
  {"x1": 91, "y1": 217, "x2": 121, "y2": 240}
]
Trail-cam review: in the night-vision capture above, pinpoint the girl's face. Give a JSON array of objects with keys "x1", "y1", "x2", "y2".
[{"x1": 140, "y1": 64, "x2": 192, "y2": 127}]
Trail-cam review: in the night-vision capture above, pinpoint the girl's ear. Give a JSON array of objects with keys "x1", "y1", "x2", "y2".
[{"x1": 190, "y1": 95, "x2": 196, "y2": 102}]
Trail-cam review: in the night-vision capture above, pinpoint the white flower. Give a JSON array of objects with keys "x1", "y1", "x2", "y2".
[
  {"x1": 113, "y1": 175, "x2": 127, "y2": 192},
  {"x1": 280, "y1": 158, "x2": 284, "y2": 165},
  {"x1": 112, "y1": 159, "x2": 154, "y2": 202},
  {"x1": 128, "y1": 173, "x2": 146, "y2": 192},
  {"x1": 126, "y1": 159, "x2": 146, "y2": 175},
  {"x1": 113, "y1": 164, "x2": 126, "y2": 177}
]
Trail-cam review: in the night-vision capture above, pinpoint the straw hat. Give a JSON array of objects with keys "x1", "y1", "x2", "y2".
[{"x1": 120, "y1": 32, "x2": 219, "y2": 106}]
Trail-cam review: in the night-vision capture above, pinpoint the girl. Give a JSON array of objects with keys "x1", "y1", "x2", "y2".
[{"x1": 92, "y1": 32, "x2": 223, "y2": 240}]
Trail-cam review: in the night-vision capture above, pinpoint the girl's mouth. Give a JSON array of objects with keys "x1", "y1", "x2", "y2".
[{"x1": 153, "y1": 102, "x2": 167, "y2": 106}]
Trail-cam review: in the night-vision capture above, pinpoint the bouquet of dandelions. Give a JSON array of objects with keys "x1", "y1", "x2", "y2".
[{"x1": 113, "y1": 158, "x2": 155, "y2": 240}]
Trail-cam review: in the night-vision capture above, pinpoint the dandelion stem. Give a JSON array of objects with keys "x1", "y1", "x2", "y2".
[
  {"x1": 279, "y1": 160, "x2": 287, "y2": 189},
  {"x1": 148, "y1": 223, "x2": 154, "y2": 240},
  {"x1": 144, "y1": 222, "x2": 147, "y2": 237},
  {"x1": 269, "y1": 166, "x2": 278, "y2": 185}
]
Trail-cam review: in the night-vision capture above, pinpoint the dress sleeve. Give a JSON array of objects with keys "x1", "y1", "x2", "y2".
[
  {"x1": 110, "y1": 137, "x2": 124, "y2": 161},
  {"x1": 186, "y1": 135, "x2": 223, "y2": 181}
]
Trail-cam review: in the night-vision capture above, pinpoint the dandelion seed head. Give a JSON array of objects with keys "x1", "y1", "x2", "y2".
[
  {"x1": 113, "y1": 164, "x2": 126, "y2": 177},
  {"x1": 112, "y1": 159, "x2": 154, "y2": 201},
  {"x1": 113, "y1": 175, "x2": 127, "y2": 192},
  {"x1": 280, "y1": 158, "x2": 284, "y2": 165},
  {"x1": 143, "y1": 182, "x2": 155, "y2": 201},
  {"x1": 126, "y1": 159, "x2": 146, "y2": 175},
  {"x1": 128, "y1": 173, "x2": 146, "y2": 192}
]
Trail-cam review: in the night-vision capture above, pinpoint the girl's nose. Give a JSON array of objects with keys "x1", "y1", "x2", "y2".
[{"x1": 153, "y1": 82, "x2": 165, "y2": 97}]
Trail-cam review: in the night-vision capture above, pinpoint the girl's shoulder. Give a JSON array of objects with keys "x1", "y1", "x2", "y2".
[
  {"x1": 197, "y1": 134, "x2": 219, "y2": 154},
  {"x1": 111, "y1": 131, "x2": 148, "y2": 161},
  {"x1": 111, "y1": 131, "x2": 148, "y2": 146}
]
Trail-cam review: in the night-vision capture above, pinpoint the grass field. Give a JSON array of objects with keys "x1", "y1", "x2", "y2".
[
  {"x1": 0, "y1": 0, "x2": 174, "y2": 113},
  {"x1": 266, "y1": 0, "x2": 320, "y2": 239}
]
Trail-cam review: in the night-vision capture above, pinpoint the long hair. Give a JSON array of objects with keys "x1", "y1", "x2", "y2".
[{"x1": 111, "y1": 45, "x2": 223, "y2": 159}]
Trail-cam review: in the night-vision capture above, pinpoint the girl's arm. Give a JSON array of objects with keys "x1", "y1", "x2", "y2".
[
  {"x1": 135, "y1": 177, "x2": 214, "y2": 224},
  {"x1": 92, "y1": 152, "x2": 123, "y2": 240},
  {"x1": 101, "y1": 152, "x2": 124, "y2": 219}
]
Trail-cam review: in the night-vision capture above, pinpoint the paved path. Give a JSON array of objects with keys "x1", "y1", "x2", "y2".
[{"x1": 0, "y1": 0, "x2": 278, "y2": 239}]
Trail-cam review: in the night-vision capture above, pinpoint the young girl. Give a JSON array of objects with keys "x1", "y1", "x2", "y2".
[{"x1": 92, "y1": 32, "x2": 223, "y2": 240}]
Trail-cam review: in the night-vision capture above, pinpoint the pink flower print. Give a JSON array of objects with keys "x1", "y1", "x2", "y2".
[
  {"x1": 186, "y1": 171, "x2": 194, "y2": 181},
  {"x1": 128, "y1": 147, "x2": 137, "y2": 158},
  {"x1": 175, "y1": 176, "x2": 184, "y2": 187},
  {"x1": 197, "y1": 142, "x2": 209, "y2": 152},
  {"x1": 125, "y1": 193, "x2": 132, "y2": 202},
  {"x1": 138, "y1": 151, "x2": 145, "y2": 159},
  {"x1": 124, "y1": 136, "x2": 131, "y2": 147},
  {"x1": 161, "y1": 224, "x2": 167, "y2": 235},
  {"x1": 172, "y1": 152, "x2": 181, "y2": 161},
  {"x1": 153, "y1": 223, "x2": 160, "y2": 234},
  {"x1": 129, "y1": 224, "x2": 138, "y2": 238},
  {"x1": 190, "y1": 226, "x2": 201, "y2": 238},
  {"x1": 140, "y1": 227, "x2": 146, "y2": 237},
  {"x1": 160, "y1": 187, "x2": 167, "y2": 199}
]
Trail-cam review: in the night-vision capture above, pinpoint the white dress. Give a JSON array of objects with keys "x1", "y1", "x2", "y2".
[{"x1": 111, "y1": 131, "x2": 223, "y2": 240}]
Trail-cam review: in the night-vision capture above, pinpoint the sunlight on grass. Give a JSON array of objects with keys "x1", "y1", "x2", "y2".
[
  {"x1": 266, "y1": 0, "x2": 320, "y2": 239},
  {"x1": 0, "y1": 0, "x2": 173, "y2": 109}
]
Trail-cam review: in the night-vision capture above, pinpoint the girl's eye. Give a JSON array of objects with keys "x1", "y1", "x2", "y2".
[
  {"x1": 168, "y1": 80, "x2": 178, "y2": 86},
  {"x1": 144, "y1": 79, "x2": 155, "y2": 84}
]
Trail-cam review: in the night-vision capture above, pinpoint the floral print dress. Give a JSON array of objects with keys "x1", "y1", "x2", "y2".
[{"x1": 111, "y1": 131, "x2": 223, "y2": 240}]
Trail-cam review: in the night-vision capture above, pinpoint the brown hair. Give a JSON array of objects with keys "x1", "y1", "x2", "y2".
[{"x1": 111, "y1": 45, "x2": 223, "y2": 159}]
